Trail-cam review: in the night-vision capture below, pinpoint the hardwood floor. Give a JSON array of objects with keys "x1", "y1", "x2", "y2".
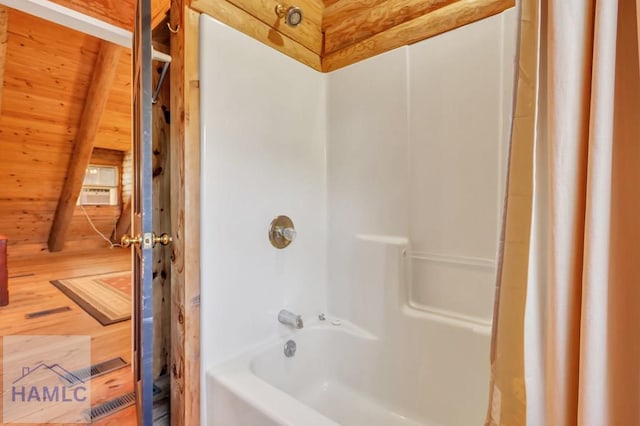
[{"x1": 0, "y1": 248, "x2": 136, "y2": 425}]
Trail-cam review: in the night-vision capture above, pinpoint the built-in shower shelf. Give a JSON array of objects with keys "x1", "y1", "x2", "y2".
[
  {"x1": 404, "y1": 302, "x2": 492, "y2": 336},
  {"x1": 406, "y1": 251, "x2": 496, "y2": 269}
]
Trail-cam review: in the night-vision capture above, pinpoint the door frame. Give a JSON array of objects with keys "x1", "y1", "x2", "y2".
[
  {"x1": 169, "y1": 2, "x2": 201, "y2": 425},
  {"x1": 0, "y1": 1, "x2": 203, "y2": 422}
]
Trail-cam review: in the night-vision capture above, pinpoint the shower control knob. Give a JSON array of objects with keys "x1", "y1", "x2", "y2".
[
  {"x1": 275, "y1": 4, "x2": 303, "y2": 27},
  {"x1": 281, "y1": 227, "x2": 296, "y2": 242},
  {"x1": 269, "y1": 215, "x2": 296, "y2": 249}
]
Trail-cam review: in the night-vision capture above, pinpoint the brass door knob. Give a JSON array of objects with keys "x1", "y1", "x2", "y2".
[
  {"x1": 121, "y1": 234, "x2": 141, "y2": 248},
  {"x1": 153, "y1": 233, "x2": 172, "y2": 246},
  {"x1": 121, "y1": 233, "x2": 172, "y2": 248}
]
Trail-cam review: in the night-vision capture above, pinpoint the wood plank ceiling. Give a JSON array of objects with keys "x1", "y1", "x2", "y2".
[
  {"x1": 190, "y1": 0, "x2": 515, "y2": 71},
  {"x1": 45, "y1": 0, "x2": 514, "y2": 72},
  {"x1": 0, "y1": 8, "x2": 133, "y2": 256},
  {"x1": 50, "y1": 0, "x2": 170, "y2": 31}
]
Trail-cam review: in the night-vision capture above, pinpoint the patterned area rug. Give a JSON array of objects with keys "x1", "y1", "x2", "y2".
[{"x1": 50, "y1": 271, "x2": 131, "y2": 326}]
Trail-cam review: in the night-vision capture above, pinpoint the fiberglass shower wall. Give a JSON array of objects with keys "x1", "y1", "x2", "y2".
[
  {"x1": 199, "y1": 9, "x2": 517, "y2": 424},
  {"x1": 327, "y1": 9, "x2": 517, "y2": 329},
  {"x1": 322, "y1": 11, "x2": 517, "y2": 422},
  {"x1": 199, "y1": 15, "x2": 328, "y2": 377}
]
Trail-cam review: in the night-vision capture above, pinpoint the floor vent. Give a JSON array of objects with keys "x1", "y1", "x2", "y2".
[
  {"x1": 89, "y1": 392, "x2": 135, "y2": 421},
  {"x1": 25, "y1": 306, "x2": 71, "y2": 319},
  {"x1": 62, "y1": 357, "x2": 129, "y2": 384},
  {"x1": 83, "y1": 376, "x2": 169, "y2": 422}
]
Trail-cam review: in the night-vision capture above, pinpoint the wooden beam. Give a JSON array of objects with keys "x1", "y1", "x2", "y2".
[
  {"x1": 322, "y1": 0, "x2": 514, "y2": 72},
  {"x1": 221, "y1": 0, "x2": 323, "y2": 54},
  {"x1": 323, "y1": 0, "x2": 457, "y2": 54},
  {"x1": 47, "y1": 41, "x2": 123, "y2": 252},
  {"x1": 170, "y1": 3, "x2": 201, "y2": 425},
  {"x1": 0, "y1": 6, "x2": 7, "y2": 113},
  {"x1": 322, "y1": 0, "x2": 342, "y2": 8},
  {"x1": 190, "y1": 0, "x2": 322, "y2": 71},
  {"x1": 323, "y1": 0, "x2": 385, "y2": 29}
]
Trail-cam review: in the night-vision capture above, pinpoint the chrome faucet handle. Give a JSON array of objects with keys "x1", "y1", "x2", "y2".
[{"x1": 281, "y1": 227, "x2": 296, "y2": 242}]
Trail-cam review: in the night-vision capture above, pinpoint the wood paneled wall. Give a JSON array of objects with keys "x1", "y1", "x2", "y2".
[
  {"x1": 0, "y1": 9, "x2": 132, "y2": 258},
  {"x1": 3, "y1": 148, "x2": 125, "y2": 258},
  {"x1": 0, "y1": 6, "x2": 8, "y2": 112},
  {"x1": 152, "y1": 26, "x2": 172, "y2": 380},
  {"x1": 68, "y1": 148, "x2": 124, "y2": 249},
  {"x1": 170, "y1": 3, "x2": 201, "y2": 424},
  {"x1": 95, "y1": 49, "x2": 133, "y2": 152}
]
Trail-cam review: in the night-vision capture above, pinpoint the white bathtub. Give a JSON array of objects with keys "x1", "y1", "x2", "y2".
[{"x1": 207, "y1": 315, "x2": 489, "y2": 426}]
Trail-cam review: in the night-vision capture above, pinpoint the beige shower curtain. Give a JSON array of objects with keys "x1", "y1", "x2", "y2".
[{"x1": 487, "y1": 0, "x2": 640, "y2": 425}]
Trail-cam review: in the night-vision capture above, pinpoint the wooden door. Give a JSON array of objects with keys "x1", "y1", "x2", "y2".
[{"x1": 132, "y1": 0, "x2": 154, "y2": 423}]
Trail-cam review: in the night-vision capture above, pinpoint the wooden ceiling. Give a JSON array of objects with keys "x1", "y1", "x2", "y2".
[
  {"x1": 0, "y1": 8, "x2": 132, "y2": 255},
  {"x1": 44, "y1": 0, "x2": 515, "y2": 72},
  {"x1": 50, "y1": 0, "x2": 170, "y2": 31},
  {"x1": 189, "y1": 0, "x2": 515, "y2": 72},
  {"x1": 1, "y1": 9, "x2": 132, "y2": 151}
]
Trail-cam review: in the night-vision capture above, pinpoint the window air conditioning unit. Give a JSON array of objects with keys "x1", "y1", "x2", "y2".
[
  {"x1": 77, "y1": 165, "x2": 119, "y2": 206},
  {"x1": 79, "y1": 187, "x2": 118, "y2": 205}
]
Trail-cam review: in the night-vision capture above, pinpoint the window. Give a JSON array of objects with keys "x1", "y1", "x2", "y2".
[{"x1": 77, "y1": 165, "x2": 119, "y2": 206}]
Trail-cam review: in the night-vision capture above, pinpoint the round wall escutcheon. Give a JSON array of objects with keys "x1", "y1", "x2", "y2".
[{"x1": 269, "y1": 215, "x2": 296, "y2": 249}]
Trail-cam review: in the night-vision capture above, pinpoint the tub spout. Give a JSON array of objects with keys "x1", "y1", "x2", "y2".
[{"x1": 278, "y1": 309, "x2": 303, "y2": 329}]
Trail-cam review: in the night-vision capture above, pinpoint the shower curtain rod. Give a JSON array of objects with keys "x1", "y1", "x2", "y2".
[
  {"x1": 152, "y1": 47, "x2": 171, "y2": 64},
  {"x1": 151, "y1": 46, "x2": 171, "y2": 104}
]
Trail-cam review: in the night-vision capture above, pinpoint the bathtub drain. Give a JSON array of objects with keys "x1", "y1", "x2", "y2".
[{"x1": 284, "y1": 340, "x2": 296, "y2": 357}]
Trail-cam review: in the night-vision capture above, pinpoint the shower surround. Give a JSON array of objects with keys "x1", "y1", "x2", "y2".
[{"x1": 200, "y1": 10, "x2": 516, "y2": 425}]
